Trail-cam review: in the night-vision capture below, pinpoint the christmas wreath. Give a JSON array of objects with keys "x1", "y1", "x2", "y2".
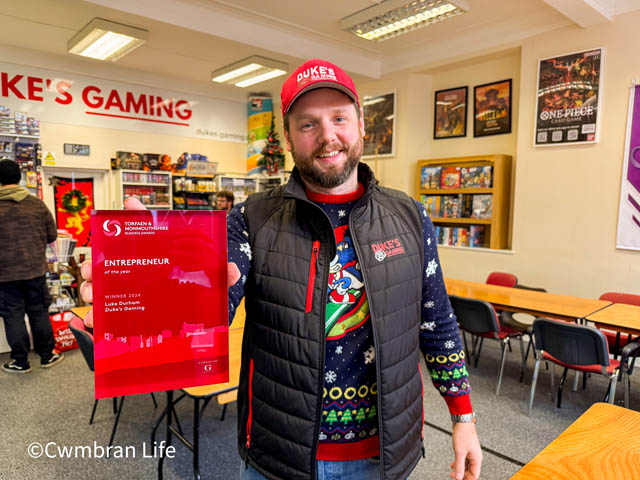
[{"x1": 62, "y1": 189, "x2": 87, "y2": 213}]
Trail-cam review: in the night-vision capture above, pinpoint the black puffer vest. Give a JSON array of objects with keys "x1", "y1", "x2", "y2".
[{"x1": 237, "y1": 164, "x2": 424, "y2": 480}]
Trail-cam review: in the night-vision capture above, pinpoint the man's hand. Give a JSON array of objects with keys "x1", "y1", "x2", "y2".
[
  {"x1": 79, "y1": 196, "x2": 242, "y2": 327},
  {"x1": 450, "y1": 422, "x2": 482, "y2": 479}
]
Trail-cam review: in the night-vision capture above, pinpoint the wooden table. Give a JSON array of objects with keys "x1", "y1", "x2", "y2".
[
  {"x1": 445, "y1": 278, "x2": 611, "y2": 320},
  {"x1": 511, "y1": 403, "x2": 640, "y2": 479},
  {"x1": 586, "y1": 303, "x2": 640, "y2": 336}
]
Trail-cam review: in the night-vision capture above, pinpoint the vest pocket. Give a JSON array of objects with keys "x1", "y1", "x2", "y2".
[
  {"x1": 246, "y1": 358, "x2": 255, "y2": 448},
  {"x1": 305, "y1": 241, "x2": 320, "y2": 313}
]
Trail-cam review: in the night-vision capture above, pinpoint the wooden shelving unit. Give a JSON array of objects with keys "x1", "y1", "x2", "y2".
[{"x1": 416, "y1": 154, "x2": 512, "y2": 250}]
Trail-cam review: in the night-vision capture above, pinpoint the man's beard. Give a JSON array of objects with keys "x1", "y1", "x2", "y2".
[{"x1": 292, "y1": 138, "x2": 362, "y2": 189}]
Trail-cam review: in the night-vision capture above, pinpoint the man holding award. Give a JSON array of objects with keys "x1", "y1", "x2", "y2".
[{"x1": 83, "y1": 59, "x2": 481, "y2": 480}]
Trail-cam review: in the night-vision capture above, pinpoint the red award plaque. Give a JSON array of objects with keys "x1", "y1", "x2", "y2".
[{"x1": 91, "y1": 210, "x2": 228, "y2": 398}]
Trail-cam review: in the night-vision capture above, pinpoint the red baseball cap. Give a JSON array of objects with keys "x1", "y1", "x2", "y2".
[{"x1": 280, "y1": 59, "x2": 360, "y2": 118}]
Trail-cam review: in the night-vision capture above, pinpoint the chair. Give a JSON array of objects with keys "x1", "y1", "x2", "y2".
[
  {"x1": 486, "y1": 271, "x2": 518, "y2": 287},
  {"x1": 527, "y1": 318, "x2": 631, "y2": 415},
  {"x1": 500, "y1": 284, "x2": 548, "y2": 379},
  {"x1": 598, "y1": 292, "x2": 640, "y2": 357},
  {"x1": 449, "y1": 295, "x2": 525, "y2": 395},
  {"x1": 465, "y1": 272, "x2": 520, "y2": 370},
  {"x1": 68, "y1": 317, "x2": 157, "y2": 447}
]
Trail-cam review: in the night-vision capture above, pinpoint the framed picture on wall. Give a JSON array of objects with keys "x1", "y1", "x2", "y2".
[
  {"x1": 434, "y1": 86, "x2": 467, "y2": 139},
  {"x1": 534, "y1": 48, "x2": 604, "y2": 146},
  {"x1": 473, "y1": 79, "x2": 512, "y2": 137},
  {"x1": 362, "y1": 91, "x2": 396, "y2": 158}
]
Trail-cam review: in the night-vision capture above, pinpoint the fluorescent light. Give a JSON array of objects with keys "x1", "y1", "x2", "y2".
[
  {"x1": 235, "y1": 69, "x2": 286, "y2": 88},
  {"x1": 68, "y1": 18, "x2": 147, "y2": 61},
  {"x1": 212, "y1": 63, "x2": 262, "y2": 83},
  {"x1": 212, "y1": 56, "x2": 288, "y2": 88},
  {"x1": 340, "y1": 0, "x2": 469, "y2": 42},
  {"x1": 362, "y1": 97, "x2": 386, "y2": 107}
]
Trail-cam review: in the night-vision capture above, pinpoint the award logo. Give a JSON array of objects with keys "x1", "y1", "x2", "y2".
[{"x1": 103, "y1": 220, "x2": 122, "y2": 237}]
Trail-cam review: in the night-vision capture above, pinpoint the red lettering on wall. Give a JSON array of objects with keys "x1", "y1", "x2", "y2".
[
  {"x1": 159, "y1": 97, "x2": 174, "y2": 118},
  {"x1": 83, "y1": 86, "x2": 103, "y2": 108},
  {"x1": 27, "y1": 76, "x2": 44, "y2": 101},
  {"x1": 104, "y1": 90, "x2": 125, "y2": 111},
  {"x1": 125, "y1": 92, "x2": 148, "y2": 115},
  {"x1": 1, "y1": 73, "x2": 25, "y2": 99},
  {"x1": 175, "y1": 100, "x2": 192, "y2": 120},
  {"x1": 55, "y1": 81, "x2": 73, "y2": 105}
]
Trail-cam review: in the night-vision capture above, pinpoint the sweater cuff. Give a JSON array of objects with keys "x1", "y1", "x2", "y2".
[{"x1": 444, "y1": 394, "x2": 473, "y2": 415}]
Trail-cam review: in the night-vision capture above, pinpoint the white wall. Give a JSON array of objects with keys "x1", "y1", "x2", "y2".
[{"x1": 354, "y1": 11, "x2": 640, "y2": 298}]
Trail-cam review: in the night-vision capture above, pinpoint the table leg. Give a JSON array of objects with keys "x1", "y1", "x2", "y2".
[
  {"x1": 193, "y1": 397, "x2": 201, "y2": 480},
  {"x1": 158, "y1": 390, "x2": 174, "y2": 480}
]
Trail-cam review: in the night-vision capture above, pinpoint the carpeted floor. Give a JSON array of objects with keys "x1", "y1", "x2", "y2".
[{"x1": 1, "y1": 335, "x2": 637, "y2": 480}]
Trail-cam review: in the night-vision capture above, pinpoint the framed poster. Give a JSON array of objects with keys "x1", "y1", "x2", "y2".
[
  {"x1": 534, "y1": 48, "x2": 604, "y2": 146},
  {"x1": 474, "y1": 79, "x2": 512, "y2": 137},
  {"x1": 434, "y1": 86, "x2": 467, "y2": 139},
  {"x1": 362, "y1": 91, "x2": 395, "y2": 158}
]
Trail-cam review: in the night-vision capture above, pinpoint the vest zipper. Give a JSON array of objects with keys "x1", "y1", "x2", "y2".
[
  {"x1": 246, "y1": 358, "x2": 255, "y2": 448},
  {"x1": 306, "y1": 241, "x2": 320, "y2": 313}
]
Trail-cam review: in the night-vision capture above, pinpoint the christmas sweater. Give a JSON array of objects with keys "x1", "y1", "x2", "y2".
[{"x1": 227, "y1": 183, "x2": 472, "y2": 461}]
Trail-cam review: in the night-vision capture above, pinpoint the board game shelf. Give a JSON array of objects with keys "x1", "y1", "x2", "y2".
[{"x1": 416, "y1": 154, "x2": 512, "y2": 249}]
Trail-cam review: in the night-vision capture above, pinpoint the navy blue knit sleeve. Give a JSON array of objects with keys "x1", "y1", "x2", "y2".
[
  {"x1": 227, "y1": 202, "x2": 250, "y2": 326},
  {"x1": 415, "y1": 201, "x2": 472, "y2": 406}
]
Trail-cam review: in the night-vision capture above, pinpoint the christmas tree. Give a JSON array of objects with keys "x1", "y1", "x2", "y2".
[
  {"x1": 326, "y1": 410, "x2": 338, "y2": 425},
  {"x1": 340, "y1": 409, "x2": 353, "y2": 425},
  {"x1": 258, "y1": 118, "x2": 285, "y2": 175}
]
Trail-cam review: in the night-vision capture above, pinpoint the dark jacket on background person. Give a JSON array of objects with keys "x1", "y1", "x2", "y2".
[
  {"x1": 0, "y1": 186, "x2": 57, "y2": 282},
  {"x1": 237, "y1": 165, "x2": 425, "y2": 480}
]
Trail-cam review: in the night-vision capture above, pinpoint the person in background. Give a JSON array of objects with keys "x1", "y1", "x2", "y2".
[
  {"x1": 224, "y1": 190, "x2": 234, "y2": 211},
  {"x1": 216, "y1": 191, "x2": 228, "y2": 211},
  {"x1": 0, "y1": 159, "x2": 64, "y2": 373}
]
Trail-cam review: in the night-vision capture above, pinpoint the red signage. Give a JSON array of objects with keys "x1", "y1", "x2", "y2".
[{"x1": 91, "y1": 210, "x2": 228, "y2": 398}]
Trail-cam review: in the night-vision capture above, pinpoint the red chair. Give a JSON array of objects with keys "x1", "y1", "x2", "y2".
[
  {"x1": 528, "y1": 318, "x2": 621, "y2": 415},
  {"x1": 598, "y1": 292, "x2": 640, "y2": 356},
  {"x1": 449, "y1": 295, "x2": 525, "y2": 395},
  {"x1": 486, "y1": 272, "x2": 518, "y2": 287},
  {"x1": 473, "y1": 272, "x2": 519, "y2": 373}
]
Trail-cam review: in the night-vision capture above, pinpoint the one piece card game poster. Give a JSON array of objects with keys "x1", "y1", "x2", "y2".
[
  {"x1": 91, "y1": 210, "x2": 229, "y2": 399},
  {"x1": 534, "y1": 48, "x2": 604, "y2": 146}
]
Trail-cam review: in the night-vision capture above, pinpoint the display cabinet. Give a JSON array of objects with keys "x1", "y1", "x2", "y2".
[
  {"x1": 216, "y1": 174, "x2": 257, "y2": 204},
  {"x1": 115, "y1": 169, "x2": 172, "y2": 209},
  {"x1": 416, "y1": 154, "x2": 512, "y2": 250},
  {"x1": 172, "y1": 172, "x2": 217, "y2": 210}
]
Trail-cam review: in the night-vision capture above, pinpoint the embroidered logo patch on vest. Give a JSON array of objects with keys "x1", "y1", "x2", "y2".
[{"x1": 371, "y1": 238, "x2": 405, "y2": 261}]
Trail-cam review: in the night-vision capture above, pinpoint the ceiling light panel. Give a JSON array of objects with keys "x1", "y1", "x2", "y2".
[
  {"x1": 68, "y1": 18, "x2": 148, "y2": 62},
  {"x1": 340, "y1": 0, "x2": 470, "y2": 42},
  {"x1": 212, "y1": 56, "x2": 288, "y2": 88}
]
